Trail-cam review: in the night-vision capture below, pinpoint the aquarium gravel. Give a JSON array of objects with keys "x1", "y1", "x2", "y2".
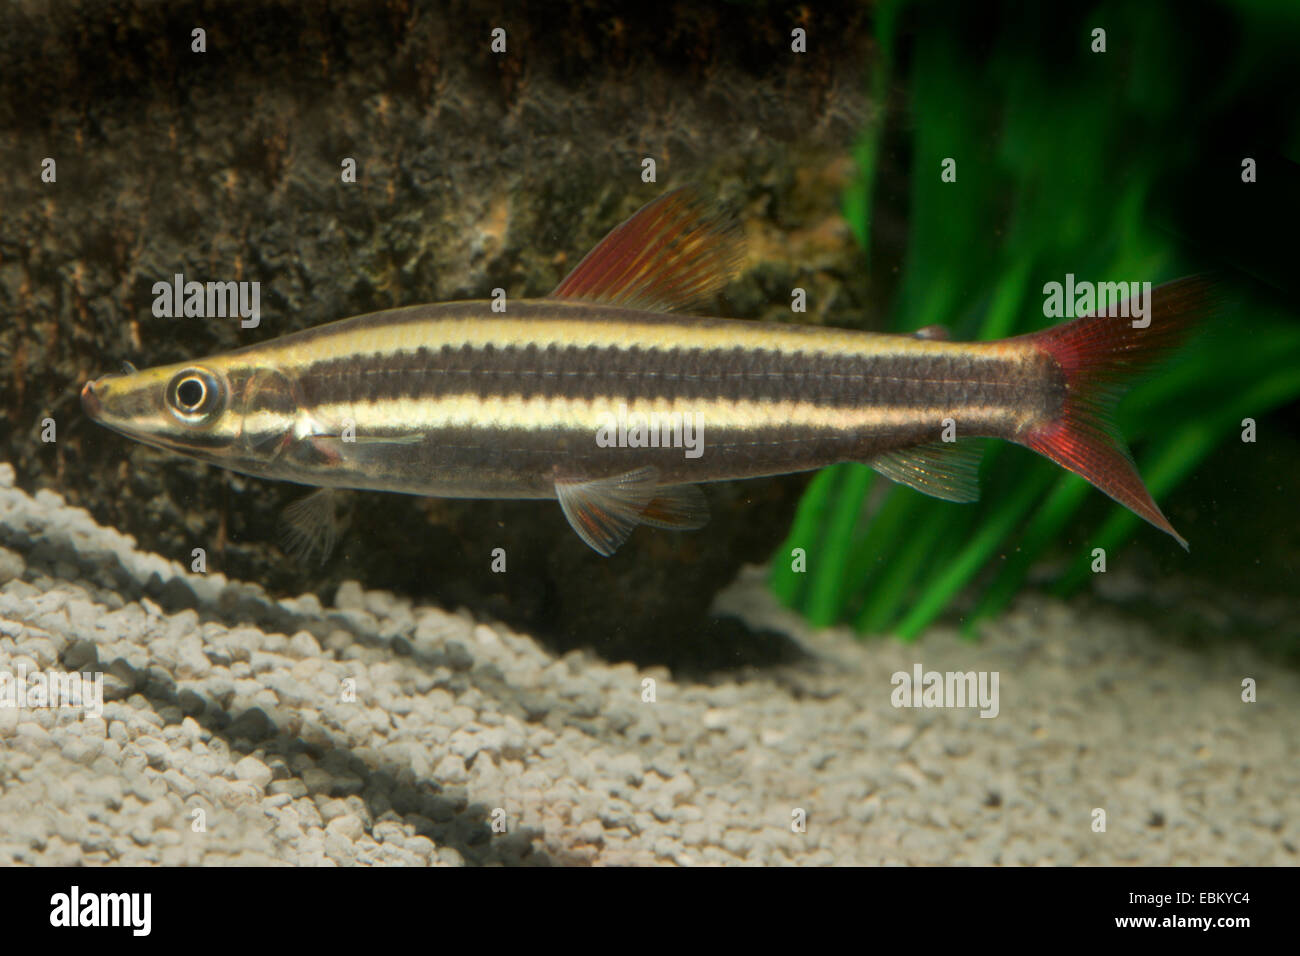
[{"x1": 0, "y1": 462, "x2": 1294, "y2": 866}]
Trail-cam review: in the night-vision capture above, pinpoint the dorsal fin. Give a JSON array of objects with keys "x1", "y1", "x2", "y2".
[{"x1": 549, "y1": 187, "x2": 744, "y2": 313}]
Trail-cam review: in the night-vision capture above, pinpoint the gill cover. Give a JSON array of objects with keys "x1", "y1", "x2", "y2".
[{"x1": 239, "y1": 367, "x2": 306, "y2": 459}]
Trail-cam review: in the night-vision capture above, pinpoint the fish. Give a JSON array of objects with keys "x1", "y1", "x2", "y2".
[{"x1": 80, "y1": 187, "x2": 1214, "y2": 558}]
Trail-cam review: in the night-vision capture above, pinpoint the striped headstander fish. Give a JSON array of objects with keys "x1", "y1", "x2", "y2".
[{"x1": 80, "y1": 188, "x2": 1214, "y2": 557}]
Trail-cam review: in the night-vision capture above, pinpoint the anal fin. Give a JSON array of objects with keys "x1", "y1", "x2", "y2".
[
  {"x1": 869, "y1": 441, "x2": 983, "y2": 503},
  {"x1": 555, "y1": 466, "x2": 709, "y2": 556}
]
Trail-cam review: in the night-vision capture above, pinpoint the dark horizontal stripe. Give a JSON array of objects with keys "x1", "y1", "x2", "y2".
[{"x1": 294, "y1": 341, "x2": 1054, "y2": 410}]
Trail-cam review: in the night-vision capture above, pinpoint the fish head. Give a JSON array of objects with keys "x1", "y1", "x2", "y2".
[{"x1": 81, "y1": 357, "x2": 301, "y2": 473}]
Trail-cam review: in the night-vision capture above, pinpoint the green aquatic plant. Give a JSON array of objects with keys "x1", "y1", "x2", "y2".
[{"x1": 770, "y1": 0, "x2": 1300, "y2": 638}]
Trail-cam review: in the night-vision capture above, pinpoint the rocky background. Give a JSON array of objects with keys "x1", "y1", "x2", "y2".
[{"x1": 0, "y1": 0, "x2": 880, "y2": 668}]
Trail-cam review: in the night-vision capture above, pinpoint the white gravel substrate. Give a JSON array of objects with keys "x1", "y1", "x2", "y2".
[{"x1": 0, "y1": 461, "x2": 1296, "y2": 865}]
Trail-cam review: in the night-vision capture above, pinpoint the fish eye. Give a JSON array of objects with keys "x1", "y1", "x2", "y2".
[
  {"x1": 166, "y1": 368, "x2": 224, "y2": 424},
  {"x1": 177, "y1": 377, "x2": 205, "y2": 408}
]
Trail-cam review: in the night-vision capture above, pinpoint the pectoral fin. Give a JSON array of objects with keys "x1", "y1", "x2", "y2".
[
  {"x1": 555, "y1": 466, "x2": 709, "y2": 556},
  {"x1": 280, "y1": 488, "x2": 344, "y2": 565},
  {"x1": 870, "y1": 441, "x2": 983, "y2": 503}
]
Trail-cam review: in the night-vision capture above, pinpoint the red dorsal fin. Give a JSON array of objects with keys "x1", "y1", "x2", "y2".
[{"x1": 550, "y1": 187, "x2": 744, "y2": 313}]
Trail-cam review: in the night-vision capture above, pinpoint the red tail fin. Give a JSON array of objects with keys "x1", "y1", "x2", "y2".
[{"x1": 1018, "y1": 276, "x2": 1220, "y2": 550}]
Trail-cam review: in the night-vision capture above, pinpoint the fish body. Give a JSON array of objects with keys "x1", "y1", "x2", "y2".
[{"x1": 82, "y1": 189, "x2": 1211, "y2": 555}]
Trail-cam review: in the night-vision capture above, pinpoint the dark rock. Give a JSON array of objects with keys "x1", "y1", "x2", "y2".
[
  {"x1": 156, "y1": 577, "x2": 199, "y2": 613},
  {"x1": 103, "y1": 659, "x2": 138, "y2": 700},
  {"x1": 177, "y1": 689, "x2": 207, "y2": 717},
  {"x1": 62, "y1": 638, "x2": 99, "y2": 671},
  {"x1": 140, "y1": 666, "x2": 177, "y2": 700},
  {"x1": 444, "y1": 642, "x2": 474, "y2": 672},
  {"x1": 227, "y1": 707, "x2": 273, "y2": 743}
]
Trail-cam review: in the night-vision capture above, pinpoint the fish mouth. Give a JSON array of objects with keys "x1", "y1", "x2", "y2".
[
  {"x1": 80, "y1": 372, "x2": 135, "y2": 423},
  {"x1": 79, "y1": 372, "x2": 156, "y2": 444},
  {"x1": 80, "y1": 376, "x2": 112, "y2": 421}
]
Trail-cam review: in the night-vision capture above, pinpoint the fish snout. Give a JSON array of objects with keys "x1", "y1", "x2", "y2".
[
  {"x1": 80, "y1": 375, "x2": 119, "y2": 420},
  {"x1": 80, "y1": 379, "x2": 102, "y2": 418}
]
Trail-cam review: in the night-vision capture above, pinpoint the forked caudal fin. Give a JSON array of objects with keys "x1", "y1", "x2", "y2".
[{"x1": 1017, "y1": 275, "x2": 1221, "y2": 550}]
